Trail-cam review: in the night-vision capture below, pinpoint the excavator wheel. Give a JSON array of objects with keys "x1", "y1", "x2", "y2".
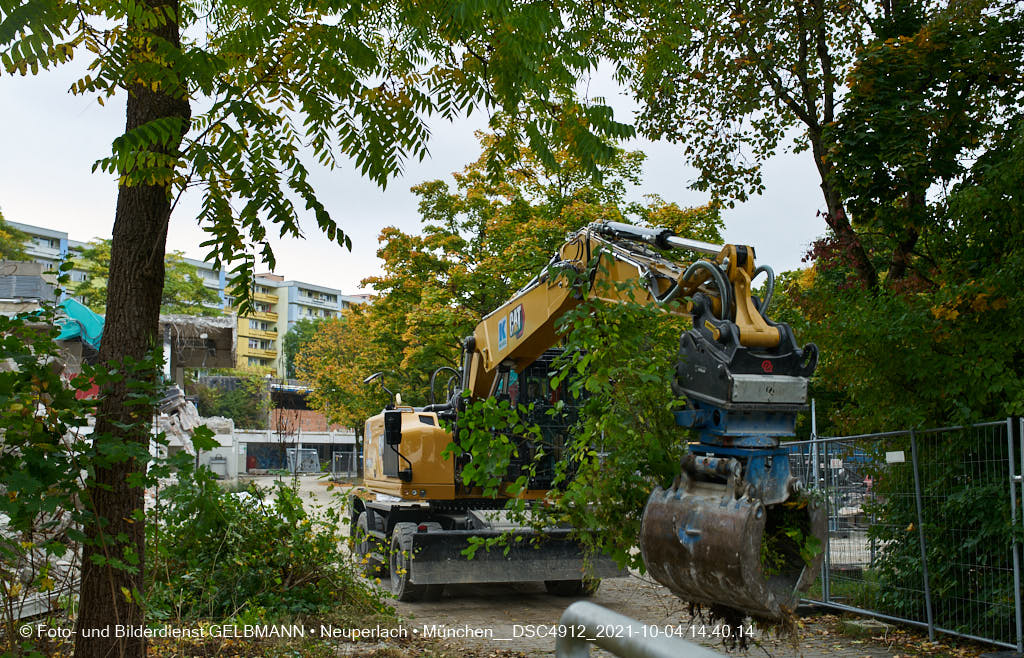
[
  {"x1": 640, "y1": 473, "x2": 825, "y2": 621},
  {"x1": 544, "y1": 577, "x2": 601, "y2": 597},
  {"x1": 355, "y1": 512, "x2": 387, "y2": 578},
  {"x1": 390, "y1": 523, "x2": 427, "y2": 602}
]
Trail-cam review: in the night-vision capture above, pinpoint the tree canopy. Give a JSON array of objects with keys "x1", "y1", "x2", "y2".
[
  {"x1": 775, "y1": 0, "x2": 1024, "y2": 432},
  {"x1": 2, "y1": 0, "x2": 635, "y2": 308},
  {"x1": 70, "y1": 239, "x2": 223, "y2": 315},
  {"x1": 585, "y1": 0, "x2": 1021, "y2": 293},
  {"x1": 297, "y1": 134, "x2": 721, "y2": 429},
  {"x1": 589, "y1": 0, "x2": 877, "y2": 287},
  {"x1": 0, "y1": 209, "x2": 29, "y2": 261}
]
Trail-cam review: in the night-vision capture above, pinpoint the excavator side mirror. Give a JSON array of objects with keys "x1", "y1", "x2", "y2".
[{"x1": 384, "y1": 409, "x2": 403, "y2": 446}]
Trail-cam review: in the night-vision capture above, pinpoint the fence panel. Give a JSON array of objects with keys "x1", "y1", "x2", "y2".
[
  {"x1": 786, "y1": 419, "x2": 1021, "y2": 650},
  {"x1": 914, "y1": 422, "x2": 1016, "y2": 645},
  {"x1": 331, "y1": 451, "x2": 358, "y2": 479},
  {"x1": 286, "y1": 447, "x2": 320, "y2": 473}
]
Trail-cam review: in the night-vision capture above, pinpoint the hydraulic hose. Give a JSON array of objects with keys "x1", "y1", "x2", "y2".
[
  {"x1": 681, "y1": 260, "x2": 731, "y2": 320},
  {"x1": 752, "y1": 265, "x2": 775, "y2": 316},
  {"x1": 429, "y1": 366, "x2": 461, "y2": 405}
]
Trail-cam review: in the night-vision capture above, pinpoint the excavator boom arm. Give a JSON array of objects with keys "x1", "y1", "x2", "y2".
[{"x1": 461, "y1": 221, "x2": 780, "y2": 399}]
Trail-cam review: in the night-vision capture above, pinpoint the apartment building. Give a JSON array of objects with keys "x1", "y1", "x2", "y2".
[
  {"x1": 8, "y1": 221, "x2": 228, "y2": 308},
  {"x1": 237, "y1": 274, "x2": 369, "y2": 376},
  {"x1": 8, "y1": 221, "x2": 90, "y2": 292},
  {"x1": 8, "y1": 221, "x2": 368, "y2": 375}
]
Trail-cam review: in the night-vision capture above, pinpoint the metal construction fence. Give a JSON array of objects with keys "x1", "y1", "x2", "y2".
[
  {"x1": 783, "y1": 416, "x2": 1023, "y2": 650},
  {"x1": 330, "y1": 450, "x2": 358, "y2": 479},
  {"x1": 285, "y1": 447, "x2": 321, "y2": 473}
]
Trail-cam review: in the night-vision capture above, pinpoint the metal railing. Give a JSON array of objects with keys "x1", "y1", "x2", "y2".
[
  {"x1": 555, "y1": 601, "x2": 721, "y2": 658},
  {"x1": 784, "y1": 415, "x2": 1023, "y2": 651}
]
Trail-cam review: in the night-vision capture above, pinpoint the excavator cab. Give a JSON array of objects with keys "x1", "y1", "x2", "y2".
[{"x1": 468, "y1": 350, "x2": 580, "y2": 491}]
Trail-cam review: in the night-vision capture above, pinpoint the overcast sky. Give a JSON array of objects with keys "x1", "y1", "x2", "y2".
[{"x1": 1, "y1": 63, "x2": 826, "y2": 294}]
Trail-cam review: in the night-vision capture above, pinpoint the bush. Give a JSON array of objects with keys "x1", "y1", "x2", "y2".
[
  {"x1": 191, "y1": 374, "x2": 270, "y2": 429},
  {"x1": 146, "y1": 469, "x2": 389, "y2": 624}
]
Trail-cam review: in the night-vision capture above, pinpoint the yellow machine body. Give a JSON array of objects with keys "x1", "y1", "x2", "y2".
[{"x1": 360, "y1": 410, "x2": 548, "y2": 502}]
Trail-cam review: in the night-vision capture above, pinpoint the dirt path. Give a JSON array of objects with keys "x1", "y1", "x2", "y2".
[
  {"x1": 270, "y1": 475, "x2": 986, "y2": 658},
  {"x1": 388, "y1": 575, "x2": 910, "y2": 657}
]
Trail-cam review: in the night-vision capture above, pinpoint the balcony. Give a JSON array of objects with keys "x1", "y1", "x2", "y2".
[
  {"x1": 239, "y1": 345, "x2": 277, "y2": 360},
  {"x1": 297, "y1": 295, "x2": 337, "y2": 308},
  {"x1": 242, "y1": 310, "x2": 277, "y2": 322},
  {"x1": 254, "y1": 291, "x2": 277, "y2": 304},
  {"x1": 241, "y1": 327, "x2": 277, "y2": 340}
]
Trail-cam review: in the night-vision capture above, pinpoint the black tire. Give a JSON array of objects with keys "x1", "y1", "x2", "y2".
[
  {"x1": 356, "y1": 511, "x2": 386, "y2": 578},
  {"x1": 544, "y1": 578, "x2": 601, "y2": 597},
  {"x1": 390, "y1": 523, "x2": 427, "y2": 601}
]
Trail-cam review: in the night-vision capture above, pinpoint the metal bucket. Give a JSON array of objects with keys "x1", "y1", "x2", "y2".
[{"x1": 640, "y1": 467, "x2": 825, "y2": 620}]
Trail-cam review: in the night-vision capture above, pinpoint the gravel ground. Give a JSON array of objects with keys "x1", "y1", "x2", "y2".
[{"x1": 252, "y1": 475, "x2": 993, "y2": 658}]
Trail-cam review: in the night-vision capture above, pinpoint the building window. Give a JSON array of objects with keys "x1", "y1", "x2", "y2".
[
  {"x1": 254, "y1": 302, "x2": 270, "y2": 313},
  {"x1": 301, "y1": 306, "x2": 330, "y2": 318},
  {"x1": 247, "y1": 356, "x2": 269, "y2": 367},
  {"x1": 298, "y1": 288, "x2": 337, "y2": 304},
  {"x1": 248, "y1": 319, "x2": 272, "y2": 331},
  {"x1": 248, "y1": 338, "x2": 274, "y2": 350}
]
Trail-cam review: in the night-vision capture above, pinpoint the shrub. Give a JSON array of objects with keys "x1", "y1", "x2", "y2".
[{"x1": 146, "y1": 469, "x2": 389, "y2": 624}]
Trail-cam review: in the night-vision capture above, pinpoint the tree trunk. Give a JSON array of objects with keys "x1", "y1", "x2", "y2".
[
  {"x1": 73, "y1": 0, "x2": 189, "y2": 655},
  {"x1": 886, "y1": 191, "x2": 924, "y2": 284},
  {"x1": 810, "y1": 129, "x2": 879, "y2": 290}
]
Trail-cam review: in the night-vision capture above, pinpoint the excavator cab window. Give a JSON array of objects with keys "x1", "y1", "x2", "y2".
[
  {"x1": 505, "y1": 350, "x2": 582, "y2": 489},
  {"x1": 495, "y1": 363, "x2": 559, "y2": 409},
  {"x1": 494, "y1": 367, "x2": 521, "y2": 407}
]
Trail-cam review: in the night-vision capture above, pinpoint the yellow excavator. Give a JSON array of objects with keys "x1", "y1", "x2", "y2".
[{"x1": 349, "y1": 220, "x2": 824, "y2": 619}]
